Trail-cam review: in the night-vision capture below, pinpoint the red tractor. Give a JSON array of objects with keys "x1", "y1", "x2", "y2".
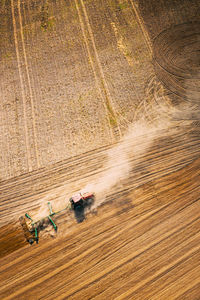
[{"x1": 69, "y1": 192, "x2": 95, "y2": 222}]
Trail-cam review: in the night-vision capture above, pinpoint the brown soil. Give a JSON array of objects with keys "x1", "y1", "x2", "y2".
[{"x1": 0, "y1": 0, "x2": 200, "y2": 299}]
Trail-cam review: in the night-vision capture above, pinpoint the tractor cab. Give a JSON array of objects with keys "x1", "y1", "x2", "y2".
[
  {"x1": 69, "y1": 192, "x2": 94, "y2": 209},
  {"x1": 70, "y1": 193, "x2": 84, "y2": 208}
]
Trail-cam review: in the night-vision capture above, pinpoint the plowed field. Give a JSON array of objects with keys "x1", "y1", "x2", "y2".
[{"x1": 0, "y1": 0, "x2": 199, "y2": 299}]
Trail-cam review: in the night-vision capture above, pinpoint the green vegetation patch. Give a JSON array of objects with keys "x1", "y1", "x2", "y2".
[
  {"x1": 106, "y1": 102, "x2": 118, "y2": 127},
  {"x1": 118, "y1": 2, "x2": 128, "y2": 10},
  {"x1": 40, "y1": 4, "x2": 55, "y2": 31}
]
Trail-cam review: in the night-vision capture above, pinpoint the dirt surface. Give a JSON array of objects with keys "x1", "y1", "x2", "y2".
[{"x1": 0, "y1": 0, "x2": 200, "y2": 299}]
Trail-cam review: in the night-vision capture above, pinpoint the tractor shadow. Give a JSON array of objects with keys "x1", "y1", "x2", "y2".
[
  {"x1": 73, "y1": 199, "x2": 94, "y2": 223},
  {"x1": 73, "y1": 205, "x2": 85, "y2": 223}
]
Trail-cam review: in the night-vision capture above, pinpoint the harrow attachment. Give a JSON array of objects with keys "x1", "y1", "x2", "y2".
[{"x1": 20, "y1": 202, "x2": 69, "y2": 245}]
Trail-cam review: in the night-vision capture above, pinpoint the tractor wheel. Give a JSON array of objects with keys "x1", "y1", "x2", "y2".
[
  {"x1": 70, "y1": 198, "x2": 75, "y2": 210},
  {"x1": 28, "y1": 238, "x2": 34, "y2": 245},
  {"x1": 86, "y1": 198, "x2": 94, "y2": 207}
]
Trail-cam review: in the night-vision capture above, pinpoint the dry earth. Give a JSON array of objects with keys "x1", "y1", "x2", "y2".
[{"x1": 0, "y1": 0, "x2": 200, "y2": 299}]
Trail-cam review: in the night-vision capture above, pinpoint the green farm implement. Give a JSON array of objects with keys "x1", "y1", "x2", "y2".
[{"x1": 20, "y1": 191, "x2": 95, "y2": 244}]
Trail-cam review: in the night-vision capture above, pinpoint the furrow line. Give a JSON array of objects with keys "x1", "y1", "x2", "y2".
[
  {"x1": 10, "y1": 0, "x2": 31, "y2": 171},
  {"x1": 17, "y1": 0, "x2": 40, "y2": 168}
]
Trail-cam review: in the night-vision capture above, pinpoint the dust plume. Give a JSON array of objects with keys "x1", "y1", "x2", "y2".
[
  {"x1": 86, "y1": 75, "x2": 200, "y2": 207},
  {"x1": 33, "y1": 77, "x2": 199, "y2": 226},
  {"x1": 82, "y1": 86, "x2": 200, "y2": 207},
  {"x1": 172, "y1": 74, "x2": 200, "y2": 121},
  {"x1": 82, "y1": 108, "x2": 179, "y2": 207}
]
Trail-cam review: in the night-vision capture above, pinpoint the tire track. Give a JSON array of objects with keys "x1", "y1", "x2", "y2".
[
  {"x1": 76, "y1": 0, "x2": 122, "y2": 138},
  {"x1": 74, "y1": 0, "x2": 114, "y2": 140},
  {"x1": 0, "y1": 156, "x2": 199, "y2": 299},
  {"x1": 17, "y1": 0, "x2": 40, "y2": 168},
  {"x1": 129, "y1": 0, "x2": 152, "y2": 54},
  {"x1": 153, "y1": 22, "x2": 200, "y2": 102},
  {"x1": 11, "y1": 0, "x2": 31, "y2": 171},
  {"x1": 0, "y1": 66, "x2": 11, "y2": 178},
  {"x1": 2, "y1": 198, "x2": 198, "y2": 300},
  {"x1": 110, "y1": 20, "x2": 141, "y2": 116},
  {"x1": 1, "y1": 2, "x2": 200, "y2": 299},
  {"x1": 45, "y1": 205, "x2": 200, "y2": 299},
  {"x1": 64, "y1": 223, "x2": 200, "y2": 300},
  {"x1": 0, "y1": 126, "x2": 199, "y2": 224},
  {"x1": 116, "y1": 245, "x2": 200, "y2": 300},
  {"x1": 0, "y1": 125, "x2": 199, "y2": 200},
  {"x1": 0, "y1": 205, "x2": 163, "y2": 292}
]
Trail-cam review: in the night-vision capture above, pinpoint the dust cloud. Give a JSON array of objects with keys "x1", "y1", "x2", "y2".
[
  {"x1": 33, "y1": 108, "x2": 174, "y2": 222},
  {"x1": 82, "y1": 86, "x2": 199, "y2": 208},
  {"x1": 34, "y1": 76, "x2": 199, "y2": 224},
  {"x1": 173, "y1": 74, "x2": 200, "y2": 121},
  {"x1": 82, "y1": 107, "x2": 179, "y2": 207},
  {"x1": 37, "y1": 110, "x2": 176, "y2": 238}
]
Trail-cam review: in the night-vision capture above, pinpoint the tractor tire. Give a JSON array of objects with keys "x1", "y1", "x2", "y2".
[
  {"x1": 86, "y1": 198, "x2": 94, "y2": 207},
  {"x1": 69, "y1": 198, "x2": 75, "y2": 210},
  {"x1": 28, "y1": 238, "x2": 34, "y2": 245}
]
